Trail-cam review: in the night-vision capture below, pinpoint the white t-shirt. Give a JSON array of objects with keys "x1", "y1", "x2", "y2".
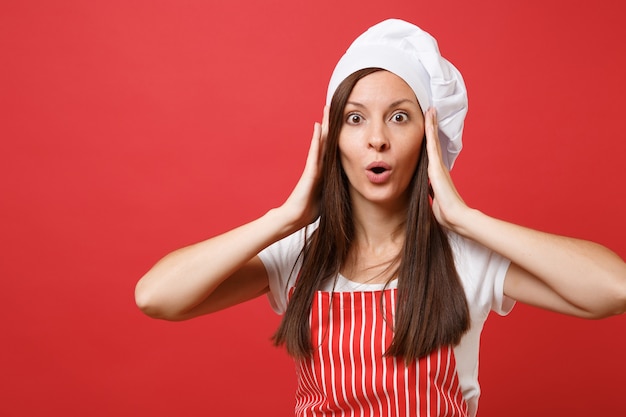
[{"x1": 259, "y1": 222, "x2": 514, "y2": 417}]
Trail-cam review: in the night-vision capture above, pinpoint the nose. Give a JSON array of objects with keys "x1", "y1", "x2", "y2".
[{"x1": 367, "y1": 121, "x2": 389, "y2": 151}]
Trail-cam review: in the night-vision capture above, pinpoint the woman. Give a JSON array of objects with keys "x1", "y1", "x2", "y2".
[{"x1": 135, "y1": 19, "x2": 626, "y2": 416}]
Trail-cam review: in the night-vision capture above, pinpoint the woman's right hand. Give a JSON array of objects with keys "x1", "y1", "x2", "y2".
[
  {"x1": 135, "y1": 106, "x2": 330, "y2": 320},
  {"x1": 277, "y1": 106, "x2": 329, "y2": 231}
]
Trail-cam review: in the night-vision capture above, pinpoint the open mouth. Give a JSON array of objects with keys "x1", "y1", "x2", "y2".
[{"x1": 370, "y1": 167, "x2": 387, "y2": 174}]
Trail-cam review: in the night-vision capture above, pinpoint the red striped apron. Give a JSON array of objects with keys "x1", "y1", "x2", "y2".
[{"x1": 293, "y1": 288, "x2": 468, "y2": 417}]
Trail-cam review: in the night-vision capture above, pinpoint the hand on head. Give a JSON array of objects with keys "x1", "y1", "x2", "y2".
[
  {"x1": 278, "y1": 106, "x2": 329, "y2": 230},
  {"x1": 424, "y1": 107, "x2": 469, "y2": 231}
]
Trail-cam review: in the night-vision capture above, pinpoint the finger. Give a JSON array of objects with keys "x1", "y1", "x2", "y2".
[
  {"x1": 321, "y1": 105, "x2": 329, "y2": 140},
  {"x1": 318, "y1": 106, "x2": 330, "y2": 164},
  {"x1": 424, "y1": 107, "x2": 447, "y2": 171},
  {"x1": 294, "y1": 123, "x2": 321, "y2": 188},
  {"x1": 304, "y1": 122, "x2": 322, "y2": 174},
  {"x1": 424, "y1": 108, "x2": 439, "y2": 151}
]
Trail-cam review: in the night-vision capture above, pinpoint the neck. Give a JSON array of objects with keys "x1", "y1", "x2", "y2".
[
  {"x1": 350, "y1": 193, "x2": 408, "y2": 248},
  {"x1": 353, "y1": 208, "x2": 405, "y2": 249},
  {"x1": 341, "y1": 197, "x2": 408, "y2": 283}
]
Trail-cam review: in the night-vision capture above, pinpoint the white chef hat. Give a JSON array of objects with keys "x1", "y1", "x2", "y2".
[{"x1": 326, "y1": 19, "x2": 468, "y2": 169}]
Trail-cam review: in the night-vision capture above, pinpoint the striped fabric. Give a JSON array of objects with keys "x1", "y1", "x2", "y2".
[{"x1": 294, "y1": 289, "x2": 468, "y2": 417}]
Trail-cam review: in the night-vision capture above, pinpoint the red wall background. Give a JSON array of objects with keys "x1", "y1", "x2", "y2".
[{"x1": 2, "y1": 1, "x2": 625, "y2": 415}]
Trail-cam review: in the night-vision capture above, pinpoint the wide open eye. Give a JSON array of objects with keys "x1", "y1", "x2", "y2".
[
  {"x1": 345, "y1": 113, "x2": 363, "y2": 125},
  {"x1": 391, "y1": 112, "x2": 409, "y2": 123}
]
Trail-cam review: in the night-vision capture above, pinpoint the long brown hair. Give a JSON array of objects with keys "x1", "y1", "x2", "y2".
[{"x1": 273, "y1": 68, "x2": 470, "y2": 362}]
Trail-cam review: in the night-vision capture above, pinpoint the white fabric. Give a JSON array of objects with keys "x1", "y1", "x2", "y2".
[
  {"x1": 326, "y1": 19, "x2": 468, "y2": 169},
  {"x1": 258, "y1": 223, "x2": 514, "y2": 417}
]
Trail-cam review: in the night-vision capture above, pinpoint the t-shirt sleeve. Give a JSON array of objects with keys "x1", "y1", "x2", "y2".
[
  {"x1": 258, "y1": 223, "x2": 315, "y2": 314},
  {"x1": 449, "y1": 232, "x2": 515, "y2": 318}
]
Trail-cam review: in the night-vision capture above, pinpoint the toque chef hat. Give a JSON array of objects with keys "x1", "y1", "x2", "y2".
[{"x1": 326, "y1": 19, "x2": 468, "y2": 169}]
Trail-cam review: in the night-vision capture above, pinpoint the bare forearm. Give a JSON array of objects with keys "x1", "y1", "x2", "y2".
[
  {"x1": 134, "y1": 208, "x2": 298, "y2": 319},
  {"x1": 457, "y1": 208, "x2": 626, "y2": 317}
]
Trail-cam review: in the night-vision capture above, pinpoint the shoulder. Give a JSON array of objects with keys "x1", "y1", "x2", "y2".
[
  {"x1": 447, "y1": 231, "x2": 509, "y2": 279},
  {"x1": 447, "y1": 231, "x2": 514, "y2": 317},
  {"x1": 258, "y1": 220, "x2": 319, "y2": 313},
  {"x1": 258, "y1": 220, "x2": 319, "y2": 269}
]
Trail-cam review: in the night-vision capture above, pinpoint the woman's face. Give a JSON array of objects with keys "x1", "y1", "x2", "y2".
[{"x1": 338, "y1": 70, "x2": 425, "y2": 210}]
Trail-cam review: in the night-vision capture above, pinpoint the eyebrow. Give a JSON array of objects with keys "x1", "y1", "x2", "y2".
[{"x1": 345, "y1": 98, "x2": 418, "y2": 110}]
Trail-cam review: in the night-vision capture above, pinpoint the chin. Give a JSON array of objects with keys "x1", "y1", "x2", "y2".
[{"x1": 355, "y1": 190, "x2": 409, "y2": 209}]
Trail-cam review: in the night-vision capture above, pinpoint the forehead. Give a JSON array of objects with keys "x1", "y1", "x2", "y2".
[{"x1": 348, "y1": 70, "x2": 418, "y2": 105}]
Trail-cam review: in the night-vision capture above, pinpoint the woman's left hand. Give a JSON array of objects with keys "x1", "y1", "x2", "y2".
[
  {"x1": 423, "y1": 109, "x2": 626, "y2": 319},
  {"x1": 424, "y1": 107, "x2": 471, "y2": 232}
]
